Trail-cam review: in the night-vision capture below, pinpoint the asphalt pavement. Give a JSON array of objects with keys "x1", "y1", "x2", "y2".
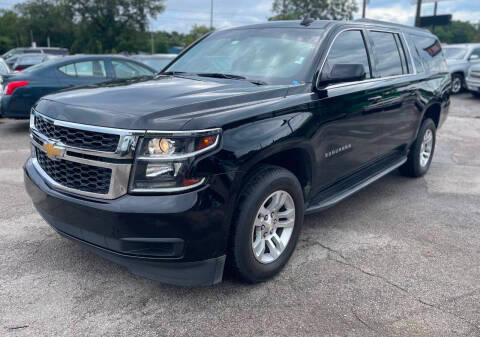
[{"x1": 1, "y1": 93, "x2": 479, "y2": 337}]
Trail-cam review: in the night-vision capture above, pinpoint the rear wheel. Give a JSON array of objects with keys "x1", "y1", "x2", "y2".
[
  {"x1": 472, "y1": 91, "x2": 480, "y2": 98},
  {"x1": 451, "y1": 73, "x2": 464, "y2": 94},
  {"x1": 400, "y1": 118, "x2": 436, "y2": 178},
  {"x1": 229, "y1": 165, "x2": 304, "y2": 283}
]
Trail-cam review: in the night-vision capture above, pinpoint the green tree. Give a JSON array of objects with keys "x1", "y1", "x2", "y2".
[
  {"x1": 14, "y1": 0, "x2": 75, "y2": 49},
  {"x1": 270, "y1": 0, "x2": 358, "y2": 21},
  {"x1": 0, "y1": 10, "x2": 22, "y2": 53},
  {"x1": 433, "y1": 21, "x2": 480, "y2": 44},
  {"x1": 66, "y1": 0, "x2": 166, "y2": 53},
  {"x1": 184, "y1": 25, "x2": 214, "y2": 46}
]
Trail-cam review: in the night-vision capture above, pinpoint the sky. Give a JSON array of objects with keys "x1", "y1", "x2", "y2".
[{"x1": 0, "y1": 0, "x2": 479, "y2": 33}]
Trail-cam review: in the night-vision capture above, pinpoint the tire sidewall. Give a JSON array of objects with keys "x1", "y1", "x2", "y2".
[
  {"x1": 452, "y1": 74, "x2": 463, "y2": 94},
  {"x1": 411, "y1": 119, "x2": 436, "y2": 176},
  {"x1": 233, "y1": 170, "x2": 304, "y2": 281}
]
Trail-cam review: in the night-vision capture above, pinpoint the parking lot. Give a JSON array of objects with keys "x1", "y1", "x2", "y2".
[{"x1": 0, "y1": 93, "x2": 479, "y2": 337}]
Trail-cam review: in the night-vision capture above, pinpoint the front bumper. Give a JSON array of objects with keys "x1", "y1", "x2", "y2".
[
  {"x1": 466, "y1": 78, "x2": 480, "y2": 93},
  {"x1": 24, "y1": 158, "x2": 229, "y2": 286}
]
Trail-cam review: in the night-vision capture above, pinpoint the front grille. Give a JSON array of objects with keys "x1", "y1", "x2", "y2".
[
  {"x1": 36, "y1": 148, "x2": 112, "y2": 195},
  {"x1": 471, "y1": 71, "x2": 480, "y2": 79},
  {"x1": 35, "y1": 115, "x2": 120, "y2": 152}
]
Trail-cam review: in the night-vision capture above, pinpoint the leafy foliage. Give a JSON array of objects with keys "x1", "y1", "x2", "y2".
[
  {"x1": 432, "y1": 21, "x2": 480, "y2": 44},
  {"x1": 0, "y1": 0, "x2": 214, "y2": 55},
  {"x1": 269, "y1": 0, "x2": 358, "y2": 21}
]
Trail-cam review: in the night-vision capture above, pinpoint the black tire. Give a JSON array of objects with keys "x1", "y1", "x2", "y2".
[
  {"x1": 472, "y1": 91, "x2": 480, "y2": 99},
  {"x1": 228, "y1": 165, "x2": 304, "y2": 283},
  {"x1": 451, "y1": 73, "x2": 464, "y2": 94},
  {"x1": 400, "y1": 118, "x2": 436, "y2": 178}
]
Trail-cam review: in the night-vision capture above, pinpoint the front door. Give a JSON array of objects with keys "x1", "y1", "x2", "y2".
[{"x1": 311, "y1": 28, "x2": 386, "y2": 191}]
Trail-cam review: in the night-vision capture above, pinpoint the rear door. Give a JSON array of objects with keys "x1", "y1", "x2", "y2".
[{"x1": 365, "y1": 29, "x2": 419, "y2": 156}]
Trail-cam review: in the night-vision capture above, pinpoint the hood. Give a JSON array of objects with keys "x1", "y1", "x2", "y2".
[
  {"x1": 35, "y1": 75, "x2": 290, "y2": 130},
  {"x1": 446, "y1": 58, "x2": 466, "y2": 65}
]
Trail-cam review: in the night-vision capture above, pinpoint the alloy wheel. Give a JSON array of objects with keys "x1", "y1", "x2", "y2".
[{"x1": 251, "y1": 190, "x2": 296, "y2": 264}]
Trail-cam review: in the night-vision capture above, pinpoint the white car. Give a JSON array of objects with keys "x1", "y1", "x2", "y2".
[
  {"x1": 466, "y1": 64, "x2": 480, "y2": 98},
  {"x1": 443, "y1": 44, "x2": 480, "y2": 94}
]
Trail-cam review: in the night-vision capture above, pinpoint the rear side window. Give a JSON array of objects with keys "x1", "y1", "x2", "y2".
[
  {"x1": 369, "y1": 31, "x2": 404, "y2": 77},
  {"x1": 59, "y1": 60, "x2": 107, "y2": 78},
  {"x1": 406, "y1": 36, "x2": 425, "y2": 73},
  {"x1": 59, "y1": 63, "x2": 76, "y2": 76},
  {"x1": 322, "y1": 30, "x2": 371, "y2": 79},
  {"x1": 411, "y1": 34, "x2": 446, "y2": 73}
]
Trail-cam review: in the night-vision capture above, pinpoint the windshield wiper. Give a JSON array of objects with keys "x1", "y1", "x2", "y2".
[{"x1": 196, "y1": 73, "x2": 267, "y2": 85}]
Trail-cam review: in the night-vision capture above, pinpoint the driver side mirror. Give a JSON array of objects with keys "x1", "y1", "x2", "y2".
[{"x1": 318, "y1": 63, "x2": 366, "y2": 87}]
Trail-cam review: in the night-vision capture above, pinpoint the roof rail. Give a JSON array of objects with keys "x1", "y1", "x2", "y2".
[{"x1": 355, "y1": 18, "x2": 431, "y2": 34}]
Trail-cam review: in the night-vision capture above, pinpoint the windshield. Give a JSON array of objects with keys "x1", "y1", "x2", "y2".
[
  {"x1": 443, "y1": 47, "x2": 468, "y2": 60},
  {"x1": 165, "y1": 28, "x2": 324, "y2": 85}
]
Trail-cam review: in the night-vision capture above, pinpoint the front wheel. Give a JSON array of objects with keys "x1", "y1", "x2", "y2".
[
  {"x1": 229, "y1": 165, "x2": 304, "y2": 283},
  {"x1": 400, "y1": 118, "x2": 436, "y2": 178},
  {"x1": 451, "y1": 73, "x2": 464, "y2": 94}
]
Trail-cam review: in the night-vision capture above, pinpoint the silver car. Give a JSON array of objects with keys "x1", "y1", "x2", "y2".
[
  {"x1": 466, "y1": 64, "x2": 480, "y2": 98},
  {"x1": 443, "y1": 44, "x2": 480, "y2": 94}
]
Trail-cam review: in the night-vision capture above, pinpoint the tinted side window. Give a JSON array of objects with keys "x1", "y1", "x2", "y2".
[
  {"x1": 406, "y1": 35, "x2": 425, "y2": 73},
  {"x1": 411, "y1": 35, "x2": 446, "y2": 73},
  {"x1": 323, "y1": 30, "x2": 371, "y2": 79},
  {"x1": 75, "y1": 61, "x2": 107, "y2": 78},
  {"x1": 112, "y1": 60, "x2": 154, "y2": 79},
  {"x1": 59, "y1": 63, "x2": 76, "y2": 77},
  {"x1": 370, "y1": 31, "x2": 404, "y2": 77}
]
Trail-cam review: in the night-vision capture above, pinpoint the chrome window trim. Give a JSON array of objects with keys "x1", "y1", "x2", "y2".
[{"x1": 316, "y1": 27, "x2": 419, "y2": 90}]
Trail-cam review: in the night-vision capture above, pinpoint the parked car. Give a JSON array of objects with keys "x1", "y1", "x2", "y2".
[
  {"x1": 466, "y1": 63, "x2": 480, "y2": 98},
  {"x1": 24, "y1": 19, "x2": 450, "y2": 286},
  {"x1": 1, "y1": 55, "x2": 155, "y2": 118},
  {"x1": 11, "y1": 53, "x2": 54, "y2": 72},
  {"x1": 443, "y1": 44, "x2": 480, "y2": 94},
  {"x1": 2, "y1": 47, "x2": 69, "y2": 60},
  {"x1": 0, "y1": 58, "x2": 10, "y2": 75},
  {"x1": 131, "y1": 54, "x2": 176, "y2": 71}
]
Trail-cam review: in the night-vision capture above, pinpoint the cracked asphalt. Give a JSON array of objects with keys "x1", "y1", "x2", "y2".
[{"x1": 1, "y1": 94, "x2": 479, "y2": 337}]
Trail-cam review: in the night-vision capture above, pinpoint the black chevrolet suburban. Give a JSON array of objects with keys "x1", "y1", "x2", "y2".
[{"x1": 24, "y1": 19, "x2": 450, "y2": 286}]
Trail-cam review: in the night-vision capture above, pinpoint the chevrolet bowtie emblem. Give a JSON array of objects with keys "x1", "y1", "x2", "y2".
[{"x1": 42, "y1": 142, "x2": 64, "y2": 160}]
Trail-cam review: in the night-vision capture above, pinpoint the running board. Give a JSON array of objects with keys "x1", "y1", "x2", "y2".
[{"x1": 305, "y1": 157, "x2": 407, "y2": 215}]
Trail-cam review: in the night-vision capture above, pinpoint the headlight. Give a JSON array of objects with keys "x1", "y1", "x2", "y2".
[{"x1": 129, "y1": 129, "x2": 221, "y2": 193}]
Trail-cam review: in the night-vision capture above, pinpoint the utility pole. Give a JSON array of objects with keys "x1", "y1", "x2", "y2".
[
  {"x1": 415, "y1": 0, "x2": 423, "y2": 27},
  {"x1": 47, "y1": 36, "x2": 51, "y2": 48},
  {"x1": 432, "y1": 1, "x2": 438, "y2": 32},
  {"x1": 151, "y1": 31, "x2": 154, "y2": 54},
  {"x1": 210, "y1": 0, "x2": 213, "y2": 30},
  {"x1": 362, "y1": 0, "x2": 367, "y2": 18}
]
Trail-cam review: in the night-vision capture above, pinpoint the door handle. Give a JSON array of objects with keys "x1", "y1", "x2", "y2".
[{"x1": 368, "y1": 96, "x2": 382, "y2": 101}]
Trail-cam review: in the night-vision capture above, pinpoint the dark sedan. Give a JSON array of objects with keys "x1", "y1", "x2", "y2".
[{"x1": 0, "y1": 55, "x2": 155, "y2": 118}]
